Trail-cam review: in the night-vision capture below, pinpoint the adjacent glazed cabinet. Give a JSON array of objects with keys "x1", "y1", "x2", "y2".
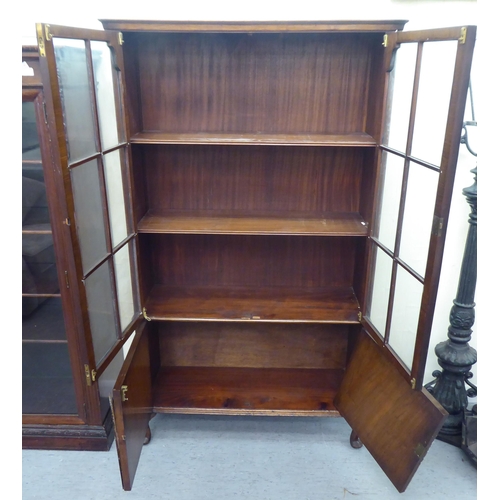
[
  {"x1": 32, "y1": 20, "x2": 475, "y2": 491},
  {"x1": 22, "y1": 45, "x2": 119, "y2": 450}
]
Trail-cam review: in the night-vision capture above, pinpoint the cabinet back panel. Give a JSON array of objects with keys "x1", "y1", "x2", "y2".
[
  {"x1": 140, "y1": 145, "x2": 365, "y2": 214},
  {"x1": 127, "y1": 32, "x2": 378, "y2": 134},
  {"x1": 158, "y1": 322, "x2": 348, "y2": 369},
  {"x1": 145, "y1": 234, "x2": 356, "y2": 288}
]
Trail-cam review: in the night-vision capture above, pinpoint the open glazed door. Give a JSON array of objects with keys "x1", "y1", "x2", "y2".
[
  {"x1": 111, "y1": 320, "x2": 154, "y2": 491},
  {"x1": 335, "y1": 26, "x2": 476, "y2": 492},
  {"x1": 36, "y1": 23, "x2": 142, "y2": 405}
]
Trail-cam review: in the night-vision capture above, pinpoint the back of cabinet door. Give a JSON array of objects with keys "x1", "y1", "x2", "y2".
[{"x1": 111, "y1": 320, "x2": 154, "y2": 491}]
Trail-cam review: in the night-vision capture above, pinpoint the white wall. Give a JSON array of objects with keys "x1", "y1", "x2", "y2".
[{"x1": 16, "y1": 0, "x2": 492, "y2": 406}]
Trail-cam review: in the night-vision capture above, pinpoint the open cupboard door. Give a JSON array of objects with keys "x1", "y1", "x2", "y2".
[
  {"x1": 335, "y1": 331, "x2": 447, "y2": 492},
  {"x1": 337, "y1": 26, "x2": 475, "y2": 493},
  {"x1": 111, "y1": 320, "x2": 154, "y2": 491}
]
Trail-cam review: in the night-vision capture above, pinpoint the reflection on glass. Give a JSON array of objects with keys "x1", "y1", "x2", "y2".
[
  {"x1": 114, "y1": 242, "x2": 136, "y2": 332},
  {"x1": 375, "y1": 152, "x2": 404, "y2": 252},
  {"x1": 97, "y1": 332, "x2": 135, "y2": 420},
  {"x1": 399, "y1": 163, "x2": 439, "y2": 277},
  {"x1": 98, "y1": 347, "x2": 125, "y2": 401},
  {"x1": 22, "y1": 99, "x2": 76, "y2": 415},
  {"x1": 85, "y1": 260, "x2": 118, "y2": 365},
  {"x1": 367, "y1": 245, "x2": 393, "y2": 338},
  {"x1": 103, "y1": 149, "x2": 128, "y2": 247},
  {"x1": 70, "y1": 159, "x2": 109, "y2": 274},
  {"x1": 54, "y1": 38, "x2": 97, "y2": 162},
  {"x1": 411, "y1": 41, "x2": 457, "y2": 166},
  {"x1": 388, "y1": 267, "x2": 423, "y2": 370},
  {"x1": 383, "y1": 43, "x2": 418, "y2": 152},
  {"x1": 22, "y1": 297, "x2": 66, "y2": 341},
  {"x1": 91, "y1": 41, "x2": 122, "y2": 150},
  {"x1": 22, "y1": 102, "x2": 41, "y2": 160},
  {"x1": 23, "y1": 343, "x2": 78, "y2": 414}
]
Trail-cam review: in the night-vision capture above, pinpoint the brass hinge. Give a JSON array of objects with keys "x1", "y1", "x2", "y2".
[
  {"x1": 411, "y1": 378, "x2": 416, "y2": 390},
  {"x1": 142, "y1": 307, "x2": 152, "y2": 321},
  {"x1": 64, "y1": 270, "x2": 70, "y2": 289},
  {"x1": 432, "y1": 216, "x2": 444, "y2": 237},
  {"x1": 382, "y1": 34, "x2": 388, "y2": 47},
  {"x1": 459, "y1": 27, "x2": 467, "y2": 45},
  {"x1": 36, "y1": 24, "x2": 46, "y2": 57},
  {"x1": 121, "y1": 385, "x2": 129, "y2": 402},
  {"x1": 84, "y1": 364, "x2": 97, "y2": 386},
  {"x1": 357, "y1": 311, "x2": 362, "y2": 322},
  {"x1": 118, "y1": 32, "x2": 124, "y2": 45}
]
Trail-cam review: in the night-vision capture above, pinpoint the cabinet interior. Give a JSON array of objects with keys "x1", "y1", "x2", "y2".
[
  {"x1": 121, "y1": 28, "x2": 384, "y2": 415},
  {"x1": 148, "y1": 321, "x2": 352, "y2": 415}
]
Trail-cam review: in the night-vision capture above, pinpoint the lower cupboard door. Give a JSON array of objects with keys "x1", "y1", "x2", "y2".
[
  {"x1": 334, "y1": 331, "x2": 447, "y2": 492},
  {"x1": 111, "y1": 320, "x2": 153, "y2": 491}
]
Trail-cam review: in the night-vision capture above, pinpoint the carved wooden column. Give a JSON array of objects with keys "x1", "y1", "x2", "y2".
[{"x1": 425, "y1": 166, "x2": 477, "y2": 445}]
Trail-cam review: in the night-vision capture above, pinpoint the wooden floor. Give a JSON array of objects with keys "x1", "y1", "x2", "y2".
[{"x1": 21, "y1": 413, "x2": 478, "y2": 499}]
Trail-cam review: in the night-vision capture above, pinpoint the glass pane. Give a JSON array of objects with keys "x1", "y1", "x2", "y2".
[
  {"x1": 96, "y1": 334, "x2": 134, "y2": 420},
  {"x1": 383, "y1": 43, "x2": 418, "y2": 152},
  {"x1": 388, "y1": 266, "x2": 423, "y2": 370},
  {"x1": 366, "y1": 245, "x2": 393, "y2": 338},
  {"x1": 114, "y1": 242, "x2": 136, "y2": 332},
  {"x1": 399, "y1": 162, "x2": 439, "y2": 277},
  {"x1": 375, "y1": 152, "x2": 404, "y2": 252},
  {"x1": 98, "y1": 348, "x2": 125, "y2": 405},
  {"x1": 22, "y1": 97, "x2": 77, "y2": 416},
  {"x1": 23, "y1": 343, "x2": 78, "y2": 414},
  {"x1": 91, "y1": 40, "x2": 123, "y2": 150},
  {"x1": 103, "y1": 149, "x2": 129, "y2": 247},
  {"x1": 23, "y1": 297, "x2": 66, "y2": 341},
  {"x1": 70, "y1": 158, "x2": 109, "y2": 274},
  {"x1": 411, "y1": 41, "x2": 457, "y2": 166},
  {"x1": 53, "y1": 38, "x2": 97, "y2": 162},
  {"x1": 85, "y1": 260, "x2": 118, "y2": 365},
  {"x1": 22, "y1": 233, "x2": 58, "y2": 296},
  {"x1": 22, "y1": 102, "x2": 41, "y2": 160}
]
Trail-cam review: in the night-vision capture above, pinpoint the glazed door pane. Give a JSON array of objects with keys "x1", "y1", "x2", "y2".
[
  {"x1": 91, "y1": 40, "x2": 125, "y2": 150},
  {"x1": 398, "y1": 162, "x2": 440, "y2": 277},
  {"x1": 388, "y1": 267, "x2": 424, "y2": 370},
  {"x1": 103, "y1": 149, "x2": 129, "y2": 248},
  {"x1": 53, "y1": 39, "x2": 97, "y2": 162},
  {"x1": 39, "y1": 24, "x2": 140, "y2": 377},
  {"x1": 85, "y1": 260, "x2": 119, "y2": 364},
  {"x1": 411, "y1": 41, "x2": 458, "y2": 165},
  {"x1": 70, "y1": 158, "x2": 109, "y2": 274}
]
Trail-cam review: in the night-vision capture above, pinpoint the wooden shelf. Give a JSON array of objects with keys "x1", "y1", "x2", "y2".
[
  {"x1": 138, "y1": 211, "x2": 368, "y2": 236},
  {"x1": 144, "y1": 286, "x2": 360, "y2": 323},
  {"x1": 130, "y1": 132, "x2": 377, "y2": 147},
  {"x1": 152, "y1": 367, "x2": 343, "y2": 416}
]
